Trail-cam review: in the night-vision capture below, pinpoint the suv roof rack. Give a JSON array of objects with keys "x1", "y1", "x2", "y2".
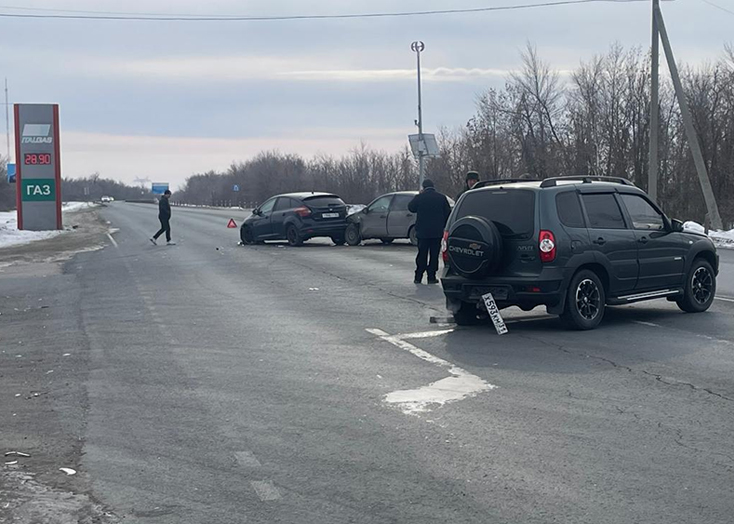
[
  {"x1": 474, "y1": 178, "x2": 541, "y2": 189},
  {"x1": 540, "y1": 176, "x2": 633, "y2": 188}
]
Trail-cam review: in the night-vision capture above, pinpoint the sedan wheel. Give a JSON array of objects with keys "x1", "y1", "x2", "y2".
[{"x1": 345, "y1": 224, "x2": 362, "y2": 246}]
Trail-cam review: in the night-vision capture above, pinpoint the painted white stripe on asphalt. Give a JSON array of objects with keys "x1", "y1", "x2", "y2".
[
  {"x1": 106, "y1": 233, "x2": 118, "y2": 248},
  {"x1": 633, "y1": 321, "x2": 661, "y2": 328},
  {"x1": 394, "y1": 329, "x2": 455, "y2": 340},
  {"x1": 367, "y1": 328, "x2": 497, "y2": 415},
  {"x1": 235, "y1": 451, "x2": 262, "y2": 468},
  {"x1": 715, "y1": 296, "x2": 734, "y2": 303},
  {"x1": 251, "y1": 480, "x2": 281, "y2": 501}
]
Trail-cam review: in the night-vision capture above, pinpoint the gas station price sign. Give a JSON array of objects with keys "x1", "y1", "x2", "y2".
[
  {"x1": 14, "y1": 104, "x2": 62, "y2": 231},
  {"x1": 24, "y1": 153, "x2": 52, "y2": 165}
]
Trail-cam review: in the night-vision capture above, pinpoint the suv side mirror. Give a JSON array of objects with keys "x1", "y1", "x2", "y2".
[
  {"x1": 253, "y1": 209, "x2": 261, "y2": 216},
  {"x1": 671, "y1": 218, "x2": 684, "y2": 233}
]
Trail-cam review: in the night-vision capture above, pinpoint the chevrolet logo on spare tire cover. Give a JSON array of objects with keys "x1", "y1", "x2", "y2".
[{"x1": 447, "y1": 216, "x2": 504, "y2": 278}]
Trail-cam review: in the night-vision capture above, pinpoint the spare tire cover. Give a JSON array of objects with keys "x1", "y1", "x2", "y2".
[{"x1": 447, "y1": 216, "x2": 503, "y2": 279}]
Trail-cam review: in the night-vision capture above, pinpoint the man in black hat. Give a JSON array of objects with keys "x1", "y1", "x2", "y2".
[
  {"x1": 457, "y1": 171, "x2": 480, "y2": 200},
  {"x1": 408, "y1": 179, "x2": 452, "y2": 284}
]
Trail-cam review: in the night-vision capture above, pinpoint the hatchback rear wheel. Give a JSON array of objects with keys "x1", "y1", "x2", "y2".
[
  {"x1": 408, "y1": 226, "x2": 418, "y2": 246},
  {"x1": 561, "y1": 270, "x2": 606, "y2": 330},
  {"x1": 286, "y1": 225, "x2": 303, "y2": 247}
]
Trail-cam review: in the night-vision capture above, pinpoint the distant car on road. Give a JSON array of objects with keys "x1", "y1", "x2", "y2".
[
  {"x1": 346, "y1": 191, "x2": 454, "y2": 246},
  {"x1": 101, "y1": 196, "x2": 112, "y2": 203},
  {"x1": 241, "y1": 192, "x2": 349, "y2": 246},
  {"x1": 442, "y1": 176, "x2": 719, "y2": 329}
]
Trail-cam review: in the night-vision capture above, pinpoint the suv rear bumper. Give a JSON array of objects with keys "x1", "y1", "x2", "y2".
[{"x1": 441, "y1": 267, "x2": 567, "y2": 310}]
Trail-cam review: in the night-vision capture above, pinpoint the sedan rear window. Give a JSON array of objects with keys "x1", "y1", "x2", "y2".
[
  {"x1": 303, "y1": 196, "x2": 345, "y2": 207},
  {"x1": 456, "y1": 190, "x2": 535, "y2": 238}
]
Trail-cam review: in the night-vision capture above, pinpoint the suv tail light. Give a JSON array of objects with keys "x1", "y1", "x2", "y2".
[
  {"x1": 295, "y1": 206, "x2": 312, "y2": 218},
  {"x1": 442, "y1": 231, "x2": 449, "y2": 263},
  {"x1": 539, "y1": 230, "x2": 556, "y2": 263}
]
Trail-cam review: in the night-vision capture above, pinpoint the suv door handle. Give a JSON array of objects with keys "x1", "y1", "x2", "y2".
[
  {"x1": 593, "y1": 237, "x2": 606, "y2": 246},
  {"x1": 638, "y1": 236, "x2": 648, "y2": 244},
  {"x1": 406, "y1": 213, "x2": 414, "y2": 217}
]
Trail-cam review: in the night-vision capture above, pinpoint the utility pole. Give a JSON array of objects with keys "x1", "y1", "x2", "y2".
[
  {"x1": 654, "y1": 4, "x2": 723, "y2": 230},
  {"x1": 649, "y1": 0, "x2": 659, "y2": 203},
  {"x1": 411, "y1": 41, "x2": 425, "y2": 189},
  {"x1": 4, "y1": 78, "x2": 9, "y2": 163}
]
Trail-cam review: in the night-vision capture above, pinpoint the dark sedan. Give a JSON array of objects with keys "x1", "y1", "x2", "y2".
[{"x1": 241, "y1": 193, "x2": 348, "y2": 246}]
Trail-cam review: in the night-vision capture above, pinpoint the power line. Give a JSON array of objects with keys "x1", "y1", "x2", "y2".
[
  {"x1": 0, "y1": 0, "x2": 652, "y2": 22},
  {"x1": 698, "y1": 0, "x2": 734, "y2": 16}
]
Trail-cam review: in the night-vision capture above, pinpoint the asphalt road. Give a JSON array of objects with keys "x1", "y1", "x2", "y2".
[{"x1": 4, "y1": 202, "x2": 734, "y2": 523}]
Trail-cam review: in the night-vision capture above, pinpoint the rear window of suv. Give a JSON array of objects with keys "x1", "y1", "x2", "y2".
[
  {"x1": 304, "y1": 196, "x2": 345, "y2": 207},
  {"x1": 457, "y1": 189, "x2": 535, "y2": 238}
]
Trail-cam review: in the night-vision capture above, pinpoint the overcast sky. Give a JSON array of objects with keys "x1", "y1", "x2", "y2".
[{"x1": 1, "y1": 0, "x2": 731, "y2": 188}]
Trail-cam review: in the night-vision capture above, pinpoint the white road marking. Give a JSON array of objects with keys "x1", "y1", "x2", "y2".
[
  {"x1": 394, "y1": 329, "x2": 455, "y2": 340},
  {"x1": 633, "y1": 321, "x2": 661, "y2": 328},
  {"x1": 367, "y1": 328, "x2": 497, "y2": 415},
  {"x1": 715, "y1": 296, "x2": 734, "y2": 303},
  {"x1": 251, "y1": 480, "x2": 281, "y2": 501},
  {"x1": 106, "y1": 233, "x2": 118, "y2": 248},
  {"x1": 235, "y1": 451, "x2": 262, "y2": 468}
]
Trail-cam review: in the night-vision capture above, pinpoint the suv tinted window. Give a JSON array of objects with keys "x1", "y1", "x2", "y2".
[
  {"x1": 620, "y1": 194, "x2": 665, "y2": 231},
  {"x1": 390, "y1": 194, "x2": 414, "y2": 211},
  {"x1": 457, "y1": 190, "x2": 535, "y2": 238},
  {"x1": 304, "y1": 196, "x2": 345, "y2": 208},
  {"x1": 582, "y1": 194, "x2": 626, "y2": 229},
  {"x1": 556, "y1": 191, "x2": 585, "y2": 228}
]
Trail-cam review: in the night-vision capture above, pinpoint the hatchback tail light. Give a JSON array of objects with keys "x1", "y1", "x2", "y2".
[
  {"x1": 295, "y1": 206, "x2": 312, "y2": 218},
  {"x1": 539, "y1": 230, "x2": 556, "y2": 263},
  {"x1": 442, "y1": 231, "x2": 449, "y2": 263}
]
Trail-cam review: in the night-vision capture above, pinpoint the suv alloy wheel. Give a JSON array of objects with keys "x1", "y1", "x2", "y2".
[
  {"x1": 561, "y1": 270, "x2": 606, "y2": 330},
  {"x1": 677, "y1": 259, "x2": 716, "y2": 313}
]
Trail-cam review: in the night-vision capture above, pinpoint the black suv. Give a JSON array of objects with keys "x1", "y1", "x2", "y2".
[
  {"x1": 441, "y1": 176, "x2": 719, "y2": 329},
  {"x1": 241, "y1": 193, "x2": 348, "y2": 246}
]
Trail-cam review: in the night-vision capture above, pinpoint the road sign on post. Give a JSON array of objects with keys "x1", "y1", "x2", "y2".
[
  {"x1": 6, "y1": 163, "x2": 15, "y2": 183},
  {"x1": 152, "y1": 183, "x2": 169, "y2": 195},
  {"x1": 233, "y1": 184, "x2": 240, "y2": 192},
  {"x1": 14, "y1": 104, "x2": 62, "y2": 231}
]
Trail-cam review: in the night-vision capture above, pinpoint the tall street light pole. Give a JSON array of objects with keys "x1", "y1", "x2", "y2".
[
  {"x1": 649, "y1": 0, "x2": 659, "y2": 203},
  {"x1": 411, "y1": 41, "x2": 425, "y2": 189}
]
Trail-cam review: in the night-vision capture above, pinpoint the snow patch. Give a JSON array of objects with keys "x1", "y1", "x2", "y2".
[{"x1": 0, "y1": 203, "x2": 96, "y2": 250}]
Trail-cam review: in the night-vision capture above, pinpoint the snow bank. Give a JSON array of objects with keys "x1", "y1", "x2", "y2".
[
  {"x1": 0, "y1": 211, "x2": 62, "y2": 249},
  {"x1": 683, "y1": 221, "x2": 734, "y2": 250},
  {"x1": 683, "y1": 221, "x2": 705, "y2": 234},
  {"x1": 710, "y1": 229, "x2": 734, "y2": 250},
  {"x1": 0, "y1": 203, "x2": 96, "y2": 250}
]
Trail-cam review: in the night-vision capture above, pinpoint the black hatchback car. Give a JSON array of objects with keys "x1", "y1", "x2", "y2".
[
  {"x1": 441, "y1": 176, "x2": 719, "y2": 329},
  {"x1": 240, "y1": 192, "x2": 349, "y2": 246}
]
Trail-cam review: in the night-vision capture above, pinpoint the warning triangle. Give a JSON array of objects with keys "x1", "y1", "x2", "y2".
[{"x1": 227, "y1": 218, "x2": 237, "y2": 228}]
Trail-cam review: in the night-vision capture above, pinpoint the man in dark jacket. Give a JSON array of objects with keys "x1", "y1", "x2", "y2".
[
  {"x1": 150, "y1": 190, "x2": 174, "y2": 245},
  {"x1": 408, "y1": 179, "x2": 452, "y2": 284},
  {"x1": 456, "y1": 171, "x2": 480, "y2": 200}
]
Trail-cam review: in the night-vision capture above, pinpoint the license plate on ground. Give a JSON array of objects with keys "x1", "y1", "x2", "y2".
[{"x1": 322, "y1": 213, "x2": 339, "y2": 218}]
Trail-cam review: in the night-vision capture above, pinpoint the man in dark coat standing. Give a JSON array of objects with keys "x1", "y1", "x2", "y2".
[
  {"x1": 150, "y1": 190, "x2": 174, "y2": 245},
  {"x1": 408, "y1": 179, "x2": 452, "y2": 284}
]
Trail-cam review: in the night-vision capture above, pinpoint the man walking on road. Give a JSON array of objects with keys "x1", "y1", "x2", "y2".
[
  {"x1": 408, "y1": 179, "x2": 452, "y2": 285},
  {"x1": 150, "y1": 190, "x2": 175, "y2": 245},
  {"x1": 456, "y1": 171, "x2": 480, "y2": 200}
]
